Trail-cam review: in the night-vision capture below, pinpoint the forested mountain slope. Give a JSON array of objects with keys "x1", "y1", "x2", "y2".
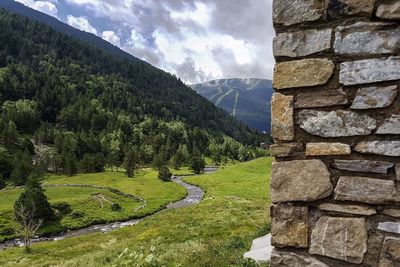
[
  {"x1": 0, "y1": 8, "x2": 263, "y2": 186},
  {"x1": 191, "y1": 79, "x2": 273, "y2": 132}
]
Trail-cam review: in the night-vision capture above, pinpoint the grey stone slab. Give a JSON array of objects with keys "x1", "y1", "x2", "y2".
[
  {"x1": 273, "y1": 0, "x2": 324, "y2": 26},
  {"x1": 334, "y1": 176, "x2": 397, "y2": 204},
  {"x1": 378, "y1": 222, "x2": 400, "y2": 234},
  {"x1": 295, "y1": 88, "x2": 348, "y2": 108},
  {"x1": 332, "y1": 159, "x2": 394, "y2": 174},
  {"x1": 340, "y1": 57, "x2": 400, "y2": 86},
  {"x1": 377, "y1": 114, "x2": 400, "y2": 135},
  {"x1": 271, "y1": 249, "x2": 329, "y2": 267},
  {"x1": 274, "y1": 29, "x2": 332, "y2": 57},
  {"x1": 377, "y1": 2, "x2": 400, "y2": 20},
  {"x1": 335, "y1": 22, "x2": 400, "y2": 55},
  {"x1": 351, "y1": 86, "x2": 397, "y2": 109},
  {"x1": 297, "y1": 110, "x2": 376, "y2": 137},
  {"x1": 355, "y1": 141, "x2": 400, "y2": 157}
]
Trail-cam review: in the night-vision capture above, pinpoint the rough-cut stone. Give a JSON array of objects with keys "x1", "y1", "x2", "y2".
[
  {"x1": 271, "y1": 160, "x2": 332, "y2": 203},
  {"x1": 297, "y1": 110, "x2": 376, "y2": 137},
  {"x1": 379, "y1": 237, "x2": 400, "y2": 267},
  {"x1": 355, "y1": 141, "x2": 400, "y2": 157},
  {"x1": 309, "y1": 216, "x2": 368, "y2": 264},
  {"x1": 273, "y1": 59, "x2": 334, "y2": 89},
  {"x1": 382, "y1": 209, "x2": 400, "y2": 218},
  {"x1": 271, "y1": 249, "x2": 330, "y2": 267},
  {"x1": 319, "y1": 203, "x2": 376, "y2": 215},
  {"x1": 397, "y1": 164, "x2": 400, "y2": 181},
  {"x1": 332, "y1": 159, "x2": 394, "y2": 174},
  {"x1": 377, "y1": 2, "x2": 400, "y2": 20},
  {"x1": 274, "y1": 29, "x2": 332, "y2": 57},
  {"x1": 326, "y1": 0, "x2": 375, "y2": 19},
  {"x1": 273, "y1": 0, "x2": 324, "y2": 26},
  {"x1": 334, "y1": 22, "x2": 400, "y2": 55},
  {"x1": 295, "y1": 88, "x2": 348, "y2": 108},
  {"x1": 271, "y1": 93, "x2": 294, "y2": 141},
  {"x1": 377, "y1": 115, "x2": 400, "y2": 135},
  {"x1": 340, "y1": 57, "x2": 400, "y2": 85},
  {"x1": 271, "y1": 204, "x2": 308, "y2": 248},
  {"x1": 270, "y1": 142, "x2": 303, "y2": 157},
  {"x1": 334, "y1": 176, "x2": 398, "y2": 204},
  {"x1": 378, "y1": 222, "x2": 400, "y2": 234},
  {"x1": 351, "y1": 86, "x2": 398, "y2": 109},
  {"x1": 306, "y1": 142, "x2": 351, "y2": 156}
]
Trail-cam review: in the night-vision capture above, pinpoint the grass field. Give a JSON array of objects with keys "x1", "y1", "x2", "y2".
[
  {"x1": 0, "y1": 157, "x2": 272, "y2": 266},
  {"x1": 0, "y1": 169, "x2": 186, "y2": 242}
]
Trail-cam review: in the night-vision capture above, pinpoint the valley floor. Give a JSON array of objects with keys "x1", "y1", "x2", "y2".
[{"x1": 0, "y1": 158, "x2": 272, "y2": 266}]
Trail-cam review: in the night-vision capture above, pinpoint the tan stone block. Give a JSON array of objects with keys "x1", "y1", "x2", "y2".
[
  {"x1": 271, "y1": 204, "x2": 308, "y2": 248},
  {"x1": 273, "y1": 59, "x2": 334, "y2": 89},
  {"x1": 271, "y1": 93, "x2": 294, "y2": 141},
  {"x1": 306, "y1": 142, "x2": 350, "y2": 156},
  {"x1": 379, "y1": 237, "x2": 400, "y2": 267},
  {"x1": 309, "y1": 216, "x2": 368, "y2": 264},
  {"x1": 271, "y1": 159, "x2": 332, "y2": 203}
]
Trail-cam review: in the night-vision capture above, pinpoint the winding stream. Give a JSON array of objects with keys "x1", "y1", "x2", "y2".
[{"x1": 0, "y1": 167, "x2": 218, "y2": 250}]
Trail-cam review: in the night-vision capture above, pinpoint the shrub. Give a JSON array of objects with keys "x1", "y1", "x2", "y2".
[
  {"x1": 111, "y1": 203, "x2": 121, "y2": 212},
  {"x1": 158, "y1": 165, "x2": 172, "y2": 182},
  {"x1": 71, "y1": 210, "x2": 85, "y2": 219},
  {"x1": 190, "y1": 155, "x2": 205, "y2": 174},
  {"x1": 51, "y1": 201, "x2": 72, "y2": 215}
]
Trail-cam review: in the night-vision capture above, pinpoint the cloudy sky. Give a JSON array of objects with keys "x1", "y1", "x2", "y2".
[{"x1": 16, "y1": 0, "x2": 275, "y2": 84}]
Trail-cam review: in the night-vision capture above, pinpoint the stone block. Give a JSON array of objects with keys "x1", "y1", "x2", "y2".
[
  {"x1": 273, "y1": 0, "x2": 324, "y2": 26},
  {"x1": 295, "y1": 88, "x2": 348, "y2": 108},
  {"x1": 355, "y1": 141, "x2": 400, "y2": 157},
  {"x1": 378, "y1": 222, "x2": 400, "y2": 234},
  {"x1": 332, "y1": 159, "x2": 394, "y2": 174},
  {"x1": 318, "y1": 203, "x2": 376, "y2": 216},
  {"x1": 309, "y1": 216, "x2": 368, "y2": 264},
  {"x1": 271, "y1": 204, "x2": 308, "y2": 248},
  {"x1": 306, "y1": 142, "x2": 351, "y2": 156},
  {"x1": 271, "y1": 159, "x2": 332, "y2": 203},
  {"x1": 334, "y1": 22, "x2": 400, "y2": 55},
  {"x1": 271, "y1": 249, "x2": 330, "y2": 267},
  {"x1": 377, "y1": 2, "x2": 400, "y2": 20},
  {"x1": 270, "y1": 142, "x2": 303, "y2": 157},
  {"x1": 351, "y1": 86, "x2": 397, "y2": 110},
  {"x1": 340, "y1": 57, "x2": 400, "y2": 86},
  {"x1": 271, "y1": 93, "x2": 294, "y2": 141},
  {"x1": 326, "y1": 0, "x2": 375, "y2": 19},
  {"x1": 334, "y1": 176, "x2": 398, "y2": 204},
  {"x1": 382, "y1": 209, "x2": 400, "y2": 218},
  {"x1": 273, "y1": 59, "x2": 334, "y2": 89},
  {"x1": 297, "y1": 110, "x2": 376, "y2": 137},
  {"x1": 274, "y1": 29, "x2": 331, "y2": 57},
  {"x1": 379, "y1": 237, "x2": 400, "y2": 267},
  {"x1": 377, "y1": 115, "x2": 400, "y2": 135}
]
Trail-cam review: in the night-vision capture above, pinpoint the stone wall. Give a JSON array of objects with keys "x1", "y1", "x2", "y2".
[{"x1": 269, "y1": 0, "x2": 400, "y2": 266}]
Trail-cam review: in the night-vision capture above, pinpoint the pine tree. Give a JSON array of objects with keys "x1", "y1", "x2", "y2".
[
  {"x1": 190, "y1": 154, "x2": 205, "y2": 175},
  {"x1": 10, "y1": 150, "x2": 32, "y2": 186},
  {"x1": 158, "y1": 165, "x2": 172, "y2": 182},
  {"x1": 63, "y1": 152, "x2": 77, "y2": 176},
  {"x1": 124, "y1": 149, "x2": 136, "y2": 178}
]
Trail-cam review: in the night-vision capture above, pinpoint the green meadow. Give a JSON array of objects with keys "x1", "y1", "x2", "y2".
[{"x1": 0, "y1": 157, "x2": 272, "y2": 266}]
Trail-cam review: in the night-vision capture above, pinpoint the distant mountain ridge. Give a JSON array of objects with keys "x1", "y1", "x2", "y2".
[
  {"x1": 0, "y1": 0, "x2": 142, "y2": 64},
  {"x1": 191, "y1": 78, "x2": 273, "y2": 132}
]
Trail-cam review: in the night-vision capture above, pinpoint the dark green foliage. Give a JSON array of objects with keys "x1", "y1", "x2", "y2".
[
  {"x1": 10, "y1": 150, "x2": 32, "y2": 186},
  {"x1": 51, "y1": 202, "x2": 72, "y2": 215},
  {"x1": 158, "y1": 166, "x2": 172, "y2": 182},
  {"x1": 78, "y1": 153, "x2": 105, "y2": 173},
  {"x1": 71, "y1": 210, "x2": 85, "y2": 219},
  {"x1": 111, "y1": 203, "x2": 121, "y2": 212},
  {"x1": 124, "y1": 149, "x2": 137, "y2": 177},
  {"x1": 0, "y1": 174, "x2": 5, "y2": 189},
  {"x1": 14, "y1": 176, "x2": 53, "y2": 223},
  {"x1": 190, "y1": 155, "x2": 205, "y2": 175},
  {"x1": 63, "y1": 153, "x2": 77, "y2": 177}
]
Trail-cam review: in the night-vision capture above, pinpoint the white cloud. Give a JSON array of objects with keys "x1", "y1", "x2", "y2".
[
  {"x1": 15, "y1": 0, "x2": 58, "y2": 18},
  {"x1": 102, "y1": 31, "x2": 121, "y2": 47},
  {"x1": 63, "y1": 0, "x2": 275, "y2": 83},
  {"x1": 66, "y1": 15, "x2": 98, "y2": 35}
]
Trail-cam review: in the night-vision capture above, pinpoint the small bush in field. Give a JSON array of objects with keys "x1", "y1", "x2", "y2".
[
  {"x1": 71, "y1": 210, "x2": 85, "y2": 219},
  {"x1": 111, "y1": 203, "x2": 121, "y2": 212},
  {"x1": 158, "y1": 166, "x2": 172, "y2": 182},
  {"x1": 51, "y1": 202, "x2": 72, "y2": 215}
]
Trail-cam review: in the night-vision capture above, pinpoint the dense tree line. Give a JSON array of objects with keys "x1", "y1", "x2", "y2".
[{"x1": 0, "y1": 9, "x2": 268, "y2": 186}]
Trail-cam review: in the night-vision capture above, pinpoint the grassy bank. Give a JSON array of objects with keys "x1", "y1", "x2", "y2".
[
  {"x1": 0, "y1": 157, "x2": 272, "y2": 266},
  {"x1": 0, "y1": 169, "x2": 186, "y2": 242}
]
